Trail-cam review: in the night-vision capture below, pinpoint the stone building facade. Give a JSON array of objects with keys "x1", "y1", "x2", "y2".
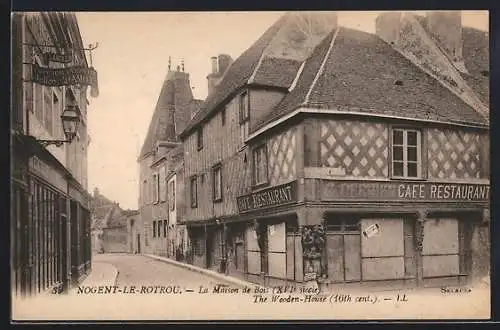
[
  {"x1": 11, "y1": 12, "x2": 97, "y2": 297},
  {"x1": 137, "y1": 62, "x2": 203, "y2": 257}
]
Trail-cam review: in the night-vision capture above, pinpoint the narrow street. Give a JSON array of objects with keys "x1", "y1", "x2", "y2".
[{"x1": 92, "y1": 253, "x2": 232, "y2": 289}]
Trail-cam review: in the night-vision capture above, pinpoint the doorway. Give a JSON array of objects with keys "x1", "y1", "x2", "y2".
[{"x1": 325, "y1": 217, "x2": 362, "y2": 283}]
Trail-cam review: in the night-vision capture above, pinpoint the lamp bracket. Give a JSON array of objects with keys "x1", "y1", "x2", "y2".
[{"x1": 38, "y1": 139, "x2": 70, "y2": 148}]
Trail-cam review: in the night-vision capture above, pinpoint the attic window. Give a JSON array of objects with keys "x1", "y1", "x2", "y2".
[
  {"x1": 394, "y1": 80, "x2": 404, "y2": 86},
  {"x1": 481, "y1": 70, "x2": 489, "y2": 77}
]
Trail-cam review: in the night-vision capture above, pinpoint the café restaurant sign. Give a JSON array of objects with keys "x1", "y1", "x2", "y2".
[
  {"x1": 321, "y1": 181, "x2": 490, "y2": 202},
  {"x1": 237, "y1": 181, "x2": 297, "y2": 213},
  {"x1": 32, "y1": 64, "x2": 99, "y2": 97}
]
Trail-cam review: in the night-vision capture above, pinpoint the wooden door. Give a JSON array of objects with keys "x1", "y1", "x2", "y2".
[
  {"x1": 326, "y1": 233, "x2": 344, "y2": 282},
  {"x1": 235, "y1": 243, "x2": 244, "y2": 271},
  {"x1": 326, "y1": 232, "x2": 361, "y2": 283}
]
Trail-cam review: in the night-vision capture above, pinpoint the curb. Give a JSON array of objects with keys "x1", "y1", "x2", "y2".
[
  {"x1": 144, "y1": 254, "x2": 265, "y2": 289},
  {"x1": 79, "y1": 262, "x2": 119, "y2": 287}
]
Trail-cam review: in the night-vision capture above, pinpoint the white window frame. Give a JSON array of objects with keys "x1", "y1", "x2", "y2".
[{"x1": 391, "y1": 128, "x2": 422, "y2": 179}]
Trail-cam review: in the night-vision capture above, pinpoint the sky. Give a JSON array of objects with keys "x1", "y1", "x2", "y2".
[{"x1": 75, "y1": 11, "x2": 488, "y2": 210}]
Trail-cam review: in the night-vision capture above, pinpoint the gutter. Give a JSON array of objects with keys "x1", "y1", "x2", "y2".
[{"x1": 246, "y1": 106, "x2": 489, "y2": 143}]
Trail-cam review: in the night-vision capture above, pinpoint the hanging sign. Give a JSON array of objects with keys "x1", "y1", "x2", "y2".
[
  {"x1": 43, "y1": 51, "x2": 73, "y2": 64},
  {"x1": 32, "y1": 64, "x2": 99, "y2": 97}
]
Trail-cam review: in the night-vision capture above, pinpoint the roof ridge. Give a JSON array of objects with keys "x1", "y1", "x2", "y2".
[
  {"x1": 303, "y1": 27, "x2": 340, "y2": 105},
  {"x1": 288, "y1": 60, "x2": 306, "y2": 92},
  {"x1": 398, "y1": 14, "x2": 489, "y2": 120}
]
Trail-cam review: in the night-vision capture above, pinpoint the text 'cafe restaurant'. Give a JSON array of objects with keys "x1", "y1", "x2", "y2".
[{"x1": 235, "y1": 179, "x2": 490, "y2": 289}]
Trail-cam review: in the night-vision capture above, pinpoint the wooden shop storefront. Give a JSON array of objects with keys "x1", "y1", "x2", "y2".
[
  {"x1": 313, "y1": 180, "x2": 489, "y2": 290},
  {"x1": 233, "y1": 178, "x2": 489, "y2": 289},
  {"x1": 234, "y1": 180, "x2": 302, "y2": 286},
  {"x1": 12, "y1": 134, "x2": 92, "y2": 297}
]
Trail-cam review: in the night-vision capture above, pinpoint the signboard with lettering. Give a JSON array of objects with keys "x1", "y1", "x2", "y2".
[
  {"x1": 237, "y1": 181, "x2": 297, "y2": 213},
  {"x1": 43, "y1": 51, "x2": 73, "y2": 64},
  {"x1": 320, "y1": 181, "x2": 490, "y2": 203},
  {"x1": 32, "y1": 64, "x2": 99, "y2": 97},
  {"x1": 29, "y1": 156, "x2": 67, "y2": 193}
]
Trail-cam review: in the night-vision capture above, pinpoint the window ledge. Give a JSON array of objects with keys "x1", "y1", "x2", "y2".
[{"x1": 390, "y1": 177, "x2": 426, "y2": 182}]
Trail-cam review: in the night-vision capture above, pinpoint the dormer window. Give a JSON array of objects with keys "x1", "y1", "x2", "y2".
[{"x1": 197, "y1": 127, "x2": 203, "y2": 151}]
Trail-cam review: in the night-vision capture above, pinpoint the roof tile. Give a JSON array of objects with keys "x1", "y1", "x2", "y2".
[{"x1": 253, "y1": 27, "x2": 487, "y2": 133}]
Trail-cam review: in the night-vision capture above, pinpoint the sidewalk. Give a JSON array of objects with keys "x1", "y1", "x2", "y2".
[
  {"x1": 144, "y1": 254, "x2": 262, "y2": 289},
  {"x1": 145, "y1": 253, "x2": 491, "y2": 296},
  {"x1": 69, "y1": 261, "x2": 119, "y2": 295}
]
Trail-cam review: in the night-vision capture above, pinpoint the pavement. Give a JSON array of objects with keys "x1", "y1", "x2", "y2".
[
  {"x1": 12, "y1": 253, "x2": 490, "y2": 320},
  {"x1": 143, "y1": 253, "x2": 261, "y2": 289},
  {"x1": 69, "y1": 261, "x2": 118, "y2": 295}
]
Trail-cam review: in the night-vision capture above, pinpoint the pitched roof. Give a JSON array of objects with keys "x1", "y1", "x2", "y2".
[
  {"x1": 461, "y1": 27, "x2": 489, "y2": 105},
  {"x1": 179, "y1": 14, "x2": 290, "y2": 139},
  {"x1": 253, "y1": 30, "x2": 335, "y2": 131},
  {"x1": 251, "y1": 57, "x2": 302, "y2": 88},
  {"x1": 139, "y1": 71, "x2": 202, "y2": 159},
  {"x1": 413, "y1": 15, "x2": 489, "y2": 107},
  {"x1": 253, "y1": 27, "x2": 487, "y2": 133}
]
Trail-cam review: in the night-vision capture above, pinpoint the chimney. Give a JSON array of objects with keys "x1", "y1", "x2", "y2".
[
  {"x1": 211, "y1": 56, "x2": 218, "y2": 74},
  {"x1": 207, "y1": 54, "x2": 233, "y2": 96},
  {"x1": 375, "y1": 12, "x2": 402, "y2": 45},
  {"x1": 426, "y1": 11, "x2": 463, "y2": 62}
]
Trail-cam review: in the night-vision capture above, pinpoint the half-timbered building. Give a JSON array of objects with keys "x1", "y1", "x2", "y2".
[{"x1": 179, "y1": 11, "x2": 489, "y2": 290}]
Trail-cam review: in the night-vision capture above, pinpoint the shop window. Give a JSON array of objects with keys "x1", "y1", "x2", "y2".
[
  {"x1": 190, "y1": 175, "x2": 198, "y2": 208},
  {"x1": 253, "y1": 145, "x2": 268, "y2": 186},
  {"x1": 391, "y1": 128, "x2": 422, "y2": 179},
  {"x1": 213, "y1": 164, "x2": 222, "y2": 202},
  {"x1": 153, "y1": 221, "x2": 157, "y2": 238},
  {"x1": 239, "y1": 91, "x2": 249, "y2": 143}
]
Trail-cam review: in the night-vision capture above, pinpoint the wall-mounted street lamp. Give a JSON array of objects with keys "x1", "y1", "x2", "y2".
[{"x1": 37, "y1": 106, "x2": 81, "y2": 148}]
